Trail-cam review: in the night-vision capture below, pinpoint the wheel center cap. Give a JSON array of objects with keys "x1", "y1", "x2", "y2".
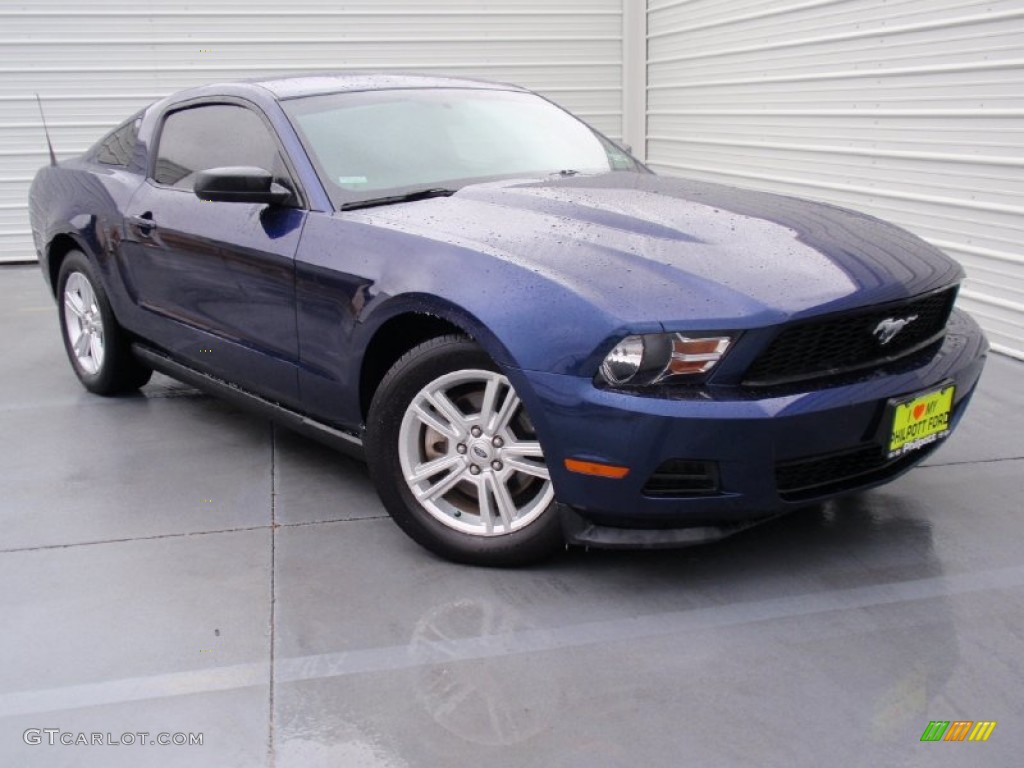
[{"x1": 469, "y1": 440, "x2": 493, "y2": 463}]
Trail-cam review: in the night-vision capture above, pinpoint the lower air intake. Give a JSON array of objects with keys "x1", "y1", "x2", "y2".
[
  {"x1": 642, "y1": 459, "x2": 720, "y2": 497},
  {"x1": 776, "y1": 442, "x2": 940, "y2": 502}
]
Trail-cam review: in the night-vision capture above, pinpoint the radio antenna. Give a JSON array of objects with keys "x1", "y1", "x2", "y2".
[{"x1": 35, "y1": 93, "x2": 58, "y2": 166}]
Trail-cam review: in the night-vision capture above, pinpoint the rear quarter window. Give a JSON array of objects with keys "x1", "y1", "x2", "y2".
[{"x1": 92, "y1": 118, "x2": 140, "y2": 167}]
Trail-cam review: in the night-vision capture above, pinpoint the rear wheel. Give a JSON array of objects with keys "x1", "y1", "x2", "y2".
[
  {"x1": 57, "y1": 250, "x2": 151, "y2": 395},
  {"x1": 366, "y1": 335, "x2": 562, "y2": 566}
]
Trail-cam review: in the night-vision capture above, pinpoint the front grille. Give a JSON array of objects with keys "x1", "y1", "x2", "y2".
[
  {"x1": 744, "y1": 288, "x2": 957, "y2": 386},
  {"x1": 642, "y1": 459, "x2": 719, "y2": 497},
  {"x1": 775, "y1": 442, "x2": 939, "y2": 502}
]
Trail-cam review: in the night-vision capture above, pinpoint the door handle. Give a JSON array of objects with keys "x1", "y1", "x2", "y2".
[{"x1": 128, "y1": 212, "x2": 157, "y2": 236}]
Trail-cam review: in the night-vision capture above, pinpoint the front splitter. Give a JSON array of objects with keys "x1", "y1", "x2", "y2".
[{"x1": 558, "y1": 503, "x2": 785, "y2": 549}]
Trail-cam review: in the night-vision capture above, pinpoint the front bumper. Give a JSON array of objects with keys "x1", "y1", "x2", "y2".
[{"x1": 521, "y1": 309, "x2": 987, "y2": 537}]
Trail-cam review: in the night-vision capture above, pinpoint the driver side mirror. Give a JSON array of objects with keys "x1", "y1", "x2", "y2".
[{"x1": 194, "y1": 166, "x2": 292, "y2": 205}]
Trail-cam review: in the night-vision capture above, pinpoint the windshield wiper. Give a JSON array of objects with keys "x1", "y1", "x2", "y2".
[{"x1": 340, "y1": 187, "x2": 456, "y2": 211}]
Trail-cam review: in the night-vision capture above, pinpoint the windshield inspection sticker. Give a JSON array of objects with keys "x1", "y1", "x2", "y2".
[{"x1": 338, "y1": 176, "x2": 368, "y2": 185}]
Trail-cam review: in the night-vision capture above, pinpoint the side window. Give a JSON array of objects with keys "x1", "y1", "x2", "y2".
[
  {"x1": 153, "y1": 104, "x2": 290, "y2": 191},
  {"x1": 94, "y1": 118, "x2": 140, "y2": 167}
]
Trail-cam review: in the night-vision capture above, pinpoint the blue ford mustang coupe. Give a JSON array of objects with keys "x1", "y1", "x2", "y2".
[{"x1": 29, "y1": 74, "x2": 987, "y2": 565}]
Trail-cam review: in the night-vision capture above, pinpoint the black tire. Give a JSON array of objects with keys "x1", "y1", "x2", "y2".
[
  {"x1": 57, "y1": 250, "x2": 152, "y2": 395},
  {"x1": 365, "y1": 335, "x2": 563, "y2": 567}
]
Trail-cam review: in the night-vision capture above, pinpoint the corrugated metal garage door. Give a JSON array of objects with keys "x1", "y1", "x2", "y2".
[
  {"x1": 646, "y1": 0, "x2": 1024, "y2": 359},
  {"x1": 0, "y1": 0, "x2": 624, "y2": 263}
]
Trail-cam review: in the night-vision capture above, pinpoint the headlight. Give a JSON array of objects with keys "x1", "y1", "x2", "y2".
[
  {"x1": 599, "y1": 335, "x2": 646, "y2": 385},
  {"x1": 597, "y1": 333, "x2": 733, "y2": 387}
]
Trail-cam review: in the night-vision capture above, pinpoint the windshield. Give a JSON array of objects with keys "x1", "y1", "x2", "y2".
[{"x1": 282, "y1": 87, "x2": 640, "y2": 209}]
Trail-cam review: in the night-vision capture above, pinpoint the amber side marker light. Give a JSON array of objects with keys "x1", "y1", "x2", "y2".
[{"x1": 564, "y1": 458, "x2": 631, "y2": 479}]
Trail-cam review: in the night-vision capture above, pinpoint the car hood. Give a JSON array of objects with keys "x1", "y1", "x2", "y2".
[{"x1": 342, "y1": 173, "x2": 962, "y2": 330}]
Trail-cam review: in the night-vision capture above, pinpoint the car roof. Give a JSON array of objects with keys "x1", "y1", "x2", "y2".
[
  {"x1": 147, "y1": 74, "x2": 529, "y2": 116},
  {"x1": 248, "y1": 72, "x2": 527, "y2": 100}
]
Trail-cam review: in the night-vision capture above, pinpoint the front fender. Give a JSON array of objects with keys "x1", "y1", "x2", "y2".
[
  {"x1": 353, "y1": 292, "x2": 518, "y2": 370},
  {"x1": 303, "y1": 212, "x2": 640, "y2": 376}
]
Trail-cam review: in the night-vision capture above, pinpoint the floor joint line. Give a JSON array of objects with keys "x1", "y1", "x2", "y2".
[{"x1": 267, "y1": 422, "x2": 278, "y2": 768}]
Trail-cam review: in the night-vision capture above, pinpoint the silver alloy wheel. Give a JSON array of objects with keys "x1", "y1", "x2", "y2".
[
  {"x1": 63, "y1": 271, "x2": 105, "y2": 375},
  {"x1": 398, "y1": 369, "x2": 554, "y2": 536}
]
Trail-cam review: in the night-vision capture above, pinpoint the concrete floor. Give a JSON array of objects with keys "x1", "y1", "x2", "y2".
[{"x1": 1, "y1": 263, "x2": 1022, "y2": 767}]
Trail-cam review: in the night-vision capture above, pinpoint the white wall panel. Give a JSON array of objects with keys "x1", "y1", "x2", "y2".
[
  {"x1": 647, "y1": 0, "x2": 1024, "y2": 358},
  {"x1": 0, "y1": 0, "x2": 625, "y2": 263}
]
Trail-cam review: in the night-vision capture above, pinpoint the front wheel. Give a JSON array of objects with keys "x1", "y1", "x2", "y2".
[{"x1": 366, "y1": 335, "x2": 562, "y2": 566}]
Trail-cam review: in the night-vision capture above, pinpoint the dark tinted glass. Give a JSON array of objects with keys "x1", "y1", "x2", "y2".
[
  {"x1": 153, "y1": 104, "x2": 285, "y2": 189},
  {"x1": 94, "y1": 118, "x2": 139, "y2": 167}
]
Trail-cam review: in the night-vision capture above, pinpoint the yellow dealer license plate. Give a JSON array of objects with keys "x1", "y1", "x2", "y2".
[{"x1": 887, "y1": 385, "x2": 955, "y2": 459}]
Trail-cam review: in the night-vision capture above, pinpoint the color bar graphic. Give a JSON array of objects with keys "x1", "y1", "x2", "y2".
[
  {"x1": 943, "y1": 721, "x2": 973, "y2": 741},
  {"x1": 920, "y1": 720, "x2": 996, "y2": 742},
  {"x1": 920, "y1": 721, "x2": 949, "y2": 741},
  {"x1": 968, "y1": 721, "x2": 997, "y2": 742}
]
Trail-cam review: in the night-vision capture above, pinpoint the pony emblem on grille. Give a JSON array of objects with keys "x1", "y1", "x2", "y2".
[{"x1": 873, "y1": 315, "x2": 919, "y2": 345}]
